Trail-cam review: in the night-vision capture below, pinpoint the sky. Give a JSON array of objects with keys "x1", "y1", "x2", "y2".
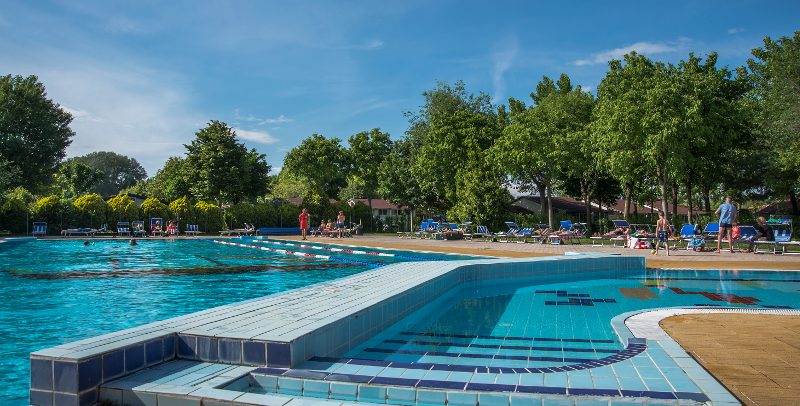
[{"x1": 1, "y1": 0, "x2": 798, "y2": 177}]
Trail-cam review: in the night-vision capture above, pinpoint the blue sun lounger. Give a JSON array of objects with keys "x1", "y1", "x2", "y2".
[{"x1": 32, "y1": 222, "x2": 47, "y2": 237}]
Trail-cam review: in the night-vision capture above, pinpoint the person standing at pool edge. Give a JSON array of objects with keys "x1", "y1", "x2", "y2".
[
  {"x1": 299, "y1": 208, "x2": 310, "y2": 240},
  {"x1": 715, "y1": 196, "x2": 737, "y2": 253}
]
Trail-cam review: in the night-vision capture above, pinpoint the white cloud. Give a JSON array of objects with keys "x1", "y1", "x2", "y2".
[
  {"x1": 574, "y1": 38, "x2": 692, "y2": 66},
  {"x1": 62, "y1": 106, "x2": 106, "y2": 123},
  {"x1": 491, "y1": 35, "x2": 518, "y2": 104},
  {"x1": 343, "y1": 39, "x2": 384, "y2": 50},
  {"x1": 728, "y1": 28, "x2": 746, "y2": 34},
  {"x1": 233, "y1": 128, "x2": 279, "y2": 144},
  {"x1": 260, "y1": 114, "x2": 293, "y2": 124}
]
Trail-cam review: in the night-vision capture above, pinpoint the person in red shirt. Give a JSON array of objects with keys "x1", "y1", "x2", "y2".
[{"x1": 299, "y1": 208, "x2": 310, "y2": 240}]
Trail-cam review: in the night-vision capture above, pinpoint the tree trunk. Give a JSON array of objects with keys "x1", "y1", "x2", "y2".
[
  {"x1": 671, "y1": 180, "x2": 678, "y2": 223},
  {"x1": 702, "y1": 187, "x2": 711, "y2": 212},
  {"x1": 546, "y1": 184, "x2": 555, "y2": 230},
  {"x1": 791, "y1": 189, "x2": 799, "y2": 216},
  {"x1": 624, "y1": 181, "x2": 634, "y2": 219},
  {"x1": 537, "y1": 182, "x2": 547, "y2": 220},
  {"x1": 367, "y1": 191, "x2": 373, "y2": 232},
  {"x1": 656, "y1": 161, "x2": 670, "y2": 222},
  {"x1": 685, "y1": 181, "x2": 694, "y2": 225}
]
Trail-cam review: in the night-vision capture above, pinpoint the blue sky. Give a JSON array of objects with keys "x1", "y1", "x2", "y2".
[{"x1": 2, "y1": 0, "x2": 797, "y2": 176}]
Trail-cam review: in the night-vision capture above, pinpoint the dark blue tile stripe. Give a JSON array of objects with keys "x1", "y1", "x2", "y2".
[
  {"x1": 381, "y1": 339, "x2": 619, "y2": 353},
  {"x1": 397, "y1": 331, "x2": 615, "y2": 344}
]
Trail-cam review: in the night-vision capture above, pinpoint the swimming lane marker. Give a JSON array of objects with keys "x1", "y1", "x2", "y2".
[{"x1": 199, "y1": 238, "x2": 385, "y2": 267}]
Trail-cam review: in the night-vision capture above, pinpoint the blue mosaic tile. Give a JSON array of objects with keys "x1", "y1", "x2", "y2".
[
  {"x1": 77, "y1": 356, "x2": 102, "y2": 391},
  {"x1": 176, "y1": 335, "x2": 196, "y2": 359},
  {"x1": 466, "y1": 383, "x2": 516, "y2": 392},
  {"x1": 53, "y1": 392, "x2": 77, "y2": 406},
  {"x1": 284, "y1": 369, "x2": 328, "y2": 379},
  {"x1": 125, "y1": 344, "x2": 145, "y2": 374},
  {"x1": 251, "y1": 367, "x2": 287, "y2": 375},
  {"x1": 102, "y1": 349, "x2": 124, "y2": 383},
  {"x1": 29, "y1": 390, "x2": 53, "y2": 406},
  {"x1": 515, "y1": 385, "x2": 567, "y2": 395},
  {"x1": 53, "y1": 360, "x2": 77, "y2": 393},
  {"x1": 326, "y1": 373, "x2": 372, "y2": 383},
  {"x1": 196, "y1": 336, "x2": 218, "y2": 363},
  {"x1": 79, "y1": 388, "x2": 98, "y2": 406},
  {"x1": 145, "y1": 339, "x2": 163, "y2": 367},
  {"x1": 267, "y1": 342, "x2": 291, "y2": 368},
  {"x1": 417, "y1": 389, "x2": 447, "y2": 406},
  {"x1": 386, "y1": 386, "x2": 417, "y2": 406},
  {"x1": 673, "y1": 392, "x2": 711, "y2": 402},
  {"x1": 163, "y1": 334, "x2": 176, "y2": 360},
  {"x1": 218, "y1": 339, "x2": 242, "y2": 364},
  {"x1": 389, "y1": 362, "x2": 432, "y2": 370},
  {"x1": 447, "y1": 392, "x2": 477, "y2": 406},
  {"x1": 358, "y1": 385, "x2": 387, "y2": 404},
  {"x1": 371, "y1": 376, "x2": 419, "y2": 387},
  {"x1": 242, "y1": 341, "x2": 266, "y2": 366},
  {"x1": 30, "y1": 358, "x2": 53, "y2": 391},
  {"x1": 569, "y1": 388, "x2": 621, "y2": 397},
  {"x1": 417, "y1": 379, "x2": 466, "y2": 389}
]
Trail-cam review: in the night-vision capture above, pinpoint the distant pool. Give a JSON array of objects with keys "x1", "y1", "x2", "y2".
[{"x1": 0, "y1": 238, "x2": 479, "y2": 406}]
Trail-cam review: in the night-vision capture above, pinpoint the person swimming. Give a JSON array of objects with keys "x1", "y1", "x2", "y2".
[
  {"x1": 83, "y1": 241, "x2": 90, "y2": 246},
  {"x1": 129, "y1": 239, "x2": 138, "y2": 246}
]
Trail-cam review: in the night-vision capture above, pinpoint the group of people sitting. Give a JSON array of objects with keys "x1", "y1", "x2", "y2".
[
  {"x1": 150, "y1": 220, "x2": 179, "y2": 236},
  {"x1": 315, "y1": 211, "x2": 349, "y2": 238}
]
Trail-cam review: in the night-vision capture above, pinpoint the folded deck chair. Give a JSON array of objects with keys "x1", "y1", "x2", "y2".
[
  {"x1": 32, "y1": 222, "x2": 47, "y2": 237},
  {"x1": 473, "y1": 225, "x2": 494, "y2": 242},
  {"x1": 117, "y1": 222, "x2": 131, "y2": 237},
  {"x1": 131, "y1": 221, "x2": 146, "y2": 237},
  {"x1": 185, "y1": 224, "x2": 199, "y2": 237}
]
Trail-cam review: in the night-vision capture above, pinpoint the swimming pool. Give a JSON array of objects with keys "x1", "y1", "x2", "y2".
[
  {"x1": 0, "y1": 238, "x2": 479, "y2": 406},
  {"x1": 342, "y1": 268, "x2": 799, "y2": 370}
]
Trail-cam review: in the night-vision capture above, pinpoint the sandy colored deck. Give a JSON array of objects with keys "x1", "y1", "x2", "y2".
[
  {"x1": 286, "y1": 234, "x2": 800, "y2": 271},
  {"x1": 661, "y1": 314, "x2": 800, "y2": 406}
]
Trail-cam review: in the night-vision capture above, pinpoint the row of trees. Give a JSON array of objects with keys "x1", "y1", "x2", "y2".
[{"x1": 276, "y1": 32, "x2": 799, "y2": 234}]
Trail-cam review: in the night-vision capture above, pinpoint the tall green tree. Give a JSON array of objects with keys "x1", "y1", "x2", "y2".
[
  {"x1": 348, "y1": 128, "x2": 392, "y2": 213},
  {"x1": 0, "y1": 75, "x2": 74, "y2": 192},
  {"x1": 68, "y1": 151, "x2": 147, "y2": 196},
  {"x1": 282, "y1": 134, "x2": 348, "y2": 198},
  {"x1": 491, "y1": 76, "x2": 566, "y2": 229},
  {"x1": 184, "y1": 121, "x2": 271, "y2": 204},
  {"x1": 748, "y1": 31, "x2": 800, "y2": 212},
  {"x1": 58, "y1": 162, "x2": 105, "y2": 198}
]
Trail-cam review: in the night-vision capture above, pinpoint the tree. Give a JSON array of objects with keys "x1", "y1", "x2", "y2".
[
  {"x1": 68, "y1": 151, "x2": 147, "y2": 196},
  {"x1": 0, "y1": 75, "x2": 74, "y2": 192},
  {"x1": 58, "y1": 162, "x2": 105, "y2": 198},
  {"x1": 267, "y1": 171, "x2": 309, "y2": 199},
  {"x1": 73, "y1": 194, "x2": 107, "y2": 228},
  {"x1": 491, "y1": 78, "x2": 563, "y2": 229},
  {"x1": 748, "y1": 31, "x2": 800, "y2": 204},
  {"x1": 282, "y1": 133, "x2": 348, "y2": 198},
  {"x1": 184, "y1": 121, "x2": 271, "y2": 204},
  {"x1": 348, "y1": 128, "x2": 392, "y2": 213},
  {"x1": 107, "y1": 194, "x2": 139, "y2": 223}
]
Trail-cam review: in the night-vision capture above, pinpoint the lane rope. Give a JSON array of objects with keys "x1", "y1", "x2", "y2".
[
  {"x1": 245, "y1": 238, "x2": 450, "y2": 262},
  {"x1": 199, "y1": 238, "x2": 386, "y2": 267}
]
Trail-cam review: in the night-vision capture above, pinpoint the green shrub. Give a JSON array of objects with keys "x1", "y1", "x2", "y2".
[
  {"x1": 108, "y1": 194, "x2": 139, "y2": 224},
  {"x1": 228, "y1": 203, "x2": 255, "y2": 229},
  {"x1": 169, "y1": 196, "x2": 197, "y2": 231},
  {"x1": 73, "y1": 194, "x2": 108, "y2": 229},
  {"x1": 195, "y1": 201, "x2": 224, "y2": 233},
  {"x1": 1, "y1": 197, "x2": 29, "y2": 233},
  {"x1": 141, "y1": 198, "x2": 170, "y2": 225},
  {"x1": 276, "y1": 200, "x2": 301, "y2": 228},
  {"x1": 32, "y1": 195, "x2": 61, "y2": 234},
  {"x1": 253, "y1": 202, "x2": 277, "y2": 228}
]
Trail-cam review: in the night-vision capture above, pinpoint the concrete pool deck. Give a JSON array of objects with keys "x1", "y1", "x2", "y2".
[{"x1": 291, "y1": 235, "x2": 800, "y2": 271}]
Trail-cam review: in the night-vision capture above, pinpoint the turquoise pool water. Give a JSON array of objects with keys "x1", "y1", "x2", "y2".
[
  {"x1": 345, "y1": 269, "x2": 800, "y2": 368},
  {"x1": 0, "y1": 238, "x2": 478, "y2": 406}
]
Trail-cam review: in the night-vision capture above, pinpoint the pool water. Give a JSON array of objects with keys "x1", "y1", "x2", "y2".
[
  {"x1": 345, "y1": 269, "x2": 800, "y2": 369},
  {"x1": 0, "y1": 238, "x2": 478, "y2": 406}
]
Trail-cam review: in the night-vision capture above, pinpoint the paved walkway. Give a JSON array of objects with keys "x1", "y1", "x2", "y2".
[
  {"x1": 290, "y1": 234, "x2": 800, "y2": 271},
  {"x1": 661, "y1": 314, "x2": 800, "y2": 405}
]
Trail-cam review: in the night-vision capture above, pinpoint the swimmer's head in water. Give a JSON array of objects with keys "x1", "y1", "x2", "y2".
[
  {"x1": 129, "y1": 239, "x2": 138, "y2": 246},
  {"x1": 83, "y1": 241, "x2": 90, "y2": 246}
]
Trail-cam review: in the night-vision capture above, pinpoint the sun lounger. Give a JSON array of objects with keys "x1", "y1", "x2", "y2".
[
  {"x1": 117, "y1": 222, "x2": 131, "y2": 237},
  {"x1": 32, "y1": 222, "x2": 47, "y2": 237},
  {"x1": 61, "y1": 228, "x2": 100, "y2": 237},
  {"x1": 185, "y1": 224, "x2": 199, "y2": 237},
  {"x1": 754, "y1": 229, "x2": 792, "y2": 254},
  {"x1": 131, "y1": 221, "x2": 146, "y2": 237},
  {"x1": 151, "y1": 218, "x2": 163, "y2": 237},
  {"x1": 473, "y1": 225, "x2": 494, "y2": 242}
]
